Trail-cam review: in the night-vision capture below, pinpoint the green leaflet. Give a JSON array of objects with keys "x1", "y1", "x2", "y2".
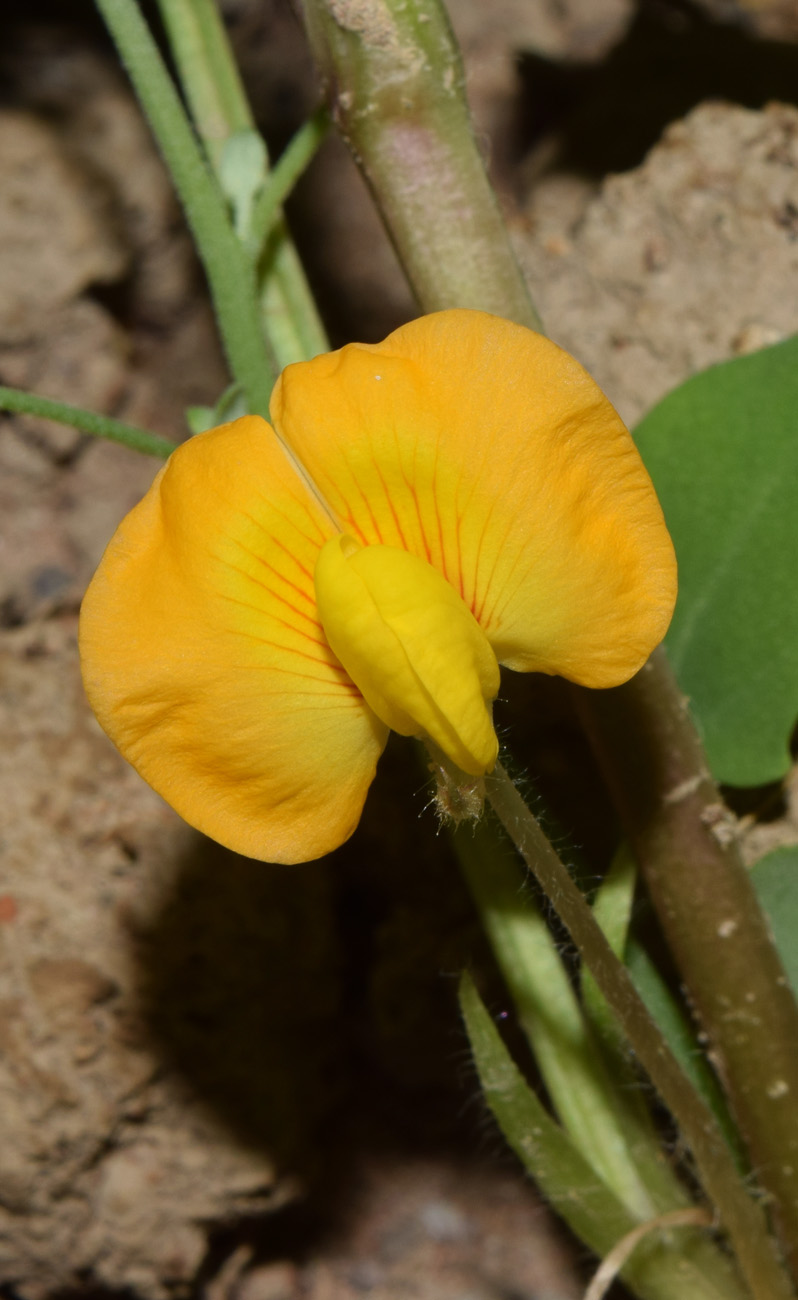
[
  {"x1": 751, "y1": 845, "x2": 798, "y2": 997},
  {"x1": 634, "y1": 336, "x2": 798, "y2": 786},
  {"x1": 582, "y1": 847, "x2": 743, "y2": 1166},
  {"x1": 460, "y1": 973, "x2": 747, "y2": 1300}
]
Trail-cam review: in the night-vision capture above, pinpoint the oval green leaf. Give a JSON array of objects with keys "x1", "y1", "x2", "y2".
[
  {"x1": 634, "y1": 337, "x2": 798, "y2": 786},
  {"x1": 751, "y1": 845, "x2": 798, "y2": 998}
]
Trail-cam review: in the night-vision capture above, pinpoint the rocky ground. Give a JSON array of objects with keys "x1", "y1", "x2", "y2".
[{"x1": 2, "y1": 2, "x2": 798, "y2": 1298}]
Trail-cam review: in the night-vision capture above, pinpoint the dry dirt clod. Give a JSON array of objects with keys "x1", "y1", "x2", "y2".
[
  {"x1": 695, "y1": 0, "x2": 798, "y2": 43},
  {"x1": 0, "y1": 617, "x2": 292, "y2": 1300},
  {"x1": 0, "y1": 110, "x2": 128, "y2": 346},
  {"x1": 516, "y1": 100, "x2": 798, "y2": 426}
]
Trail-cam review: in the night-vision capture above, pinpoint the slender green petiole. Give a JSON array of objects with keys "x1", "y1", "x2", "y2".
[
  {"x1": 157, "y1": 0, "x2": 253, "y2": 165},
  {"x1": 246, "y1": 107, "x2": 331, "y2": 260},
  {"x1": 95, "y1": 0, "x2": 276, "y2": 413},
  {"x1": 0, "y1": 387, "x2": 177, "y2": 459},
  {"x1": 156, "y1": 0, "x2": 329, "y2": 367}
]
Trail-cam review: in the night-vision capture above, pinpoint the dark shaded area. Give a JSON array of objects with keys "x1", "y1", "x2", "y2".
[
  {"x1": 723, "y1": 778, "x2": 789, "y2": 822},
  {"x1": 133, "y1": 737, "x2": 567, "y2": 1289},
  {"x1": 128, "y1": 679, "x2": 626, "y2": 1291},
  {"x1": 135, "y1": 736, "x2": 511, "y2": 1177},
  {"x1": 516, "y1": 0, "x2": 798, "y2": 177}
]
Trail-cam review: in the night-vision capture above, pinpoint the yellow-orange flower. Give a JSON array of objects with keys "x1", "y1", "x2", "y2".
[{"x1": 80, "y1": 310, "x2": 676, "y2": 863}]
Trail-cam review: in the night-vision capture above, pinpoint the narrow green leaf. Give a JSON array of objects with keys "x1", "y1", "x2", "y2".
[
  {"x1": 634, "y1": 336, "x2": 798, "y2": 786},
  {"x1": 247, "y1": 108, "x2": 330, "y2": 260},
  {"x1": 96, "y1": 0, "x2": 276, "y2": 411},
  {"x1": 460, "y1": 972, "x2": 630, "y2": 1237},
  {"x1": 460, "y1": 973, "x2": 747, "y2": 1300},
  {"x1": 625, "y1": 941, "x2": 743, "y2": 1164},
  {"x1": 582, "y1": 843, "x2": 637, "y2": 1048},
  {"x1": 582, "y1": 845, "x2": 744, "y2": 1166},
  {"x1": 751, "y1": 845, "x2": 798, "y2": 998},
  {"x1": 455, "y1": 816, "x2": 733, "y2": 1225},
  {"x1": 155, "y1": 0, "x2": 329, "y2": 366},
  {"x1": 581, "y1": 846, "x2": 734, "y2": 1204}
]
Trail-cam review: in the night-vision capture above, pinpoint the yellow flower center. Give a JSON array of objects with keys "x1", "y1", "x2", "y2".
[{"x1": 314, "y1": 535, "x2": 500, "y2": 776}]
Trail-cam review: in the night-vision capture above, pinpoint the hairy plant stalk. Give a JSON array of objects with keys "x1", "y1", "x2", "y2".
[
  {"x1": 485, "y1": 763, "x2": 794, "y2": 1300},
  {"x1": 574, "y1": 650, "x2": 798, "y2": 1272},
  {"x1": 299, "y1": 0, "x2": 798, "y2": 1270},
  {"x1": 247, "y1": 108, "x2": 330, "y2": 259},
  {"x1": 0, "y1": 387, "x2": 177, "y2": 459},
  {"x1": 96, "y1": 0, "x2": 275, "y2": 414},
  {"x1": 299, "y1": 0, "x2": 541, "y2": 328},
  {"x1": 156, "y1": 0, "x2": 252, "y2": 164},
  {"x1": 156, "y1": 0, "x2": 329, "y2": 368}
]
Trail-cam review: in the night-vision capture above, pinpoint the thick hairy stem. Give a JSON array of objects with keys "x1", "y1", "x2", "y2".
[
  {"x1": 156, "y1": 0, "x2": 329, "y2": 368},
  {"x1": 574, "y1": 649, "x2": 798, "y2": 1274},
  {"x1": 485, "y1": 762, "x2": 794, "y2": 1300},
  {"x1": 96, "y1": 0, "x2": 275, "y2": 413},
  {"x1": 299, "y1": 0, "x2": 541, "y2": 327}
]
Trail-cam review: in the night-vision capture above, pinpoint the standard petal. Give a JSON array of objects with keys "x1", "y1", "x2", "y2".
[
  {"x1": 80, "y1": 416, "x2": 388, "y2": 863},
  {"x1": 271, "y1": 310, "x2": 676, "y2": 688}
]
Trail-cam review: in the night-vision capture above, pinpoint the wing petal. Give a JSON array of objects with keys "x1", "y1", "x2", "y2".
[{"x1": 80, "y1": 416, "x2": 387, "y2": 863}]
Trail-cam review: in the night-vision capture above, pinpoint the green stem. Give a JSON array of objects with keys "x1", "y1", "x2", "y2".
[
  {"x1": 156, "y1": 0, "x2": 329, "y2": 366},
  {"x1": 258, "y1": 233, "x2": 329, "y2": 367},
  {"x1": 95, "y1": 0, "x2": 275, "y2": 413},
  {"x1": 247, "y1": 107, "x2": 330, "y2": 260},
  {"x1": 157, "y1": 0, "x2": 252, "y2": 164},
  {"x1": 299, "y1": 0, "x2": 542, "y2": 328},
  {"x1": 0, "y1": 386, "x2": 177, "y2": 458},
  {"x1": 484, "y1": 762, "x2": 795, "y2": 1300}
]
